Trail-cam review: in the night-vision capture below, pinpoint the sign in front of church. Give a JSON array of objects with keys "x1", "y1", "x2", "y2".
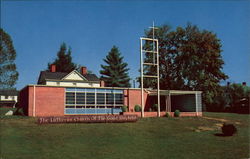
[{"x1": 38, "y1": 115, "x2": 138, "y2": 124}]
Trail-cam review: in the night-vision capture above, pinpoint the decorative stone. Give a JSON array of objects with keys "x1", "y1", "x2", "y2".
[
  {"x1": 195, "y1": 129, "x2": 201, "y2": 132},
  {"x1": 5, "y1": 110, "x2": 13, "y2": 116}
]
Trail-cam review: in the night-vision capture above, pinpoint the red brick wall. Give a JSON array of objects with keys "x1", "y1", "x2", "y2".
[
  {"x1": 19, "y1": 86, "x2": 29, "y2": 116},
  {"x1": 35, "y1": 86, "x2": 65, "y2": 117},
  {"x1": 20, "y1": 86, "x2": 65, "y2": 117},
  {"x1": 19, "y1": 86, "x2": 202, "y2": 117},
  {"x1": 124, "y1": 89, "x2": 148, "y2": 112},
  {"x1": 28, "y1": 86, "x2": 34, "y2": 116},
  {"x1": 18, "y1": 86, "x2": 36, "y2": 116}
]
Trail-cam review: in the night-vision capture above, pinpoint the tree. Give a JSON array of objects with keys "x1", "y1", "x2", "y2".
[
  {"x1": 213, "y1": 83, "x2": 250, "y2": 113},
  {"x1": 100, "y1": 46, "x2": 131, "y2": 87},
  {"x1": 0, "y1": 28, "x2": 19, "y2": 89},
  {"x1": 47, "y1": 43, "x2": 76, "y2": 72},
  {"x1": 141, "y1": 23, "x2": 228, "y2": 109},
  {"x1": 226, "y1": 83, "x2": 250, "y2": 112},
  {"x1": 139, "y1": 24, "x2": 174, "y2": 88}
]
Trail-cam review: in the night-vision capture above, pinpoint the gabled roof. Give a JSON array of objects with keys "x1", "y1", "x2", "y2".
[
  {"x1": 37, "y1": 70, "x2": 99, "y2": 84},
  {"x1": 62, "y1": 70, "x2": 88, "y2": 81},
  {"x1": 83, "y1": 74, "x2": 100, "y2": 81}
]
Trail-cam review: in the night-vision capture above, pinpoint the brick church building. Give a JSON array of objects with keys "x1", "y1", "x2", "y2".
[{"x1": 19, "y1": 65, "x2": 202, "y2": 117}]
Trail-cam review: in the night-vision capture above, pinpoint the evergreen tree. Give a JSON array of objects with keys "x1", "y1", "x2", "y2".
[
  {"x1": 0, "y1": 28, "x2": 19, "y2": 89},
  {"x1": 100, "y1": 46, "x2": 131, "y2": 87},
  {"x1": 47, "y1": 43, "x2": 76, "y2": 72}
]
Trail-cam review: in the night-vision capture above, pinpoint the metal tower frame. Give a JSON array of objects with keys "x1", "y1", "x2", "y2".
[{"x1": 140, "y1": 23, "x2": 160, "y2": 117}]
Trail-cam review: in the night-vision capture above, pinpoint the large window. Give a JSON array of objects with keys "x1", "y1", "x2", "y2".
[
  {"x1": 115, "y1": 94, "x2": 123, "y2": 104},
  {"x1": 86, "y1": 93, "x2": 95, "y2": 104},
  {"x1": 65, "y1": 88, "x2": 124, "y2": 114},
  {"x1": 106, "y1": 93, "x2": 114, "y2": 104},
  {"x1": 97, "y1": 93, "x2": 105, "y2": 104},
  {"x1": 66, "y1": 92, "x2": 75, "y2": 108},
  {"x1": 76, "y1": 93, "x2": 85, "y2": 104}
]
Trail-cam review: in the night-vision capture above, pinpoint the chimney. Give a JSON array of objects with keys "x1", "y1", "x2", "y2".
[
  {"x1": 81, "y1": 67, "x2": 87, "y2": 75},
  {"x1": 100, "y1": 80, "x2": 105, "y2": 87},
  {"x1": 242, "y1": 82, "x2": 246, "y2": 86},
  {"x1": 50, "y1": 64, "x2": 56, "y2": 72}
]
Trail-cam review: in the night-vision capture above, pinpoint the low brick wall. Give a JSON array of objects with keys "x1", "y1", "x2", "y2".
[{"x1": 122, "y1": 112, "x2": 202, "y2": 117}]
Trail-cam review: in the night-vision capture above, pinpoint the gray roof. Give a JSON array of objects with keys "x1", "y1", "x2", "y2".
[
  {"x1": 0, "y1": 89, "x2": 19, "y2": 96},
  {"x1": 37, "y1": 70, "x2": 99, "y2": 84},
  {"x1": 82, "y1": 74, "x2": 100, "y2": 81}
]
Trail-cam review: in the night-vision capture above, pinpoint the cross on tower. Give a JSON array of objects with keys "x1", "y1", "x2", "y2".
[
  {"x1": 140, "y1": 22, "x2": 160, "y2": 117},
  {"x1": 149, "y1": 21, "x2": 158, "y2": 64}
]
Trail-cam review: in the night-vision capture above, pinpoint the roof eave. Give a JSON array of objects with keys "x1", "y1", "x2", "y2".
[{"x1": 45, "y1": 79, "x2": 100, "y2": 83}]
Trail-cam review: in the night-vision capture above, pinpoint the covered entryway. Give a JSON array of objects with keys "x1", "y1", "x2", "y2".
[{"x1": 147, "y1": 90, "x2": 202, "y2": 115}]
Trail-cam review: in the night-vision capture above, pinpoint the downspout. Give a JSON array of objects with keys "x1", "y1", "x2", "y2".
[{"x1": 33, "y1": 85, "x2": 36, "y2": 117}]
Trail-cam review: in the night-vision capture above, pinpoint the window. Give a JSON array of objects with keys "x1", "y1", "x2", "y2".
[
  {"x1": 115, "y1": 94, "x2": 123, "y2": 104},
  {"x1": 66, "y1": 92, "x2": 75, "y2": 104},
  {"x1": 97, "y1": 93, "x2": 105, "y2": 104},
  {"x1": 66, "y1": 105, "x2": 75, "y2": 108},
  {"x1": 65, "y1": 88, "x2": 124, "y2": 114},
  {"x1": 76, "y1": 106, "x2": 84, "y2": 108},
  {"x1": 86, "y1": 106, "x2": 95, "y2": 108},
  {"x1": 5, "y1": 96, "x2": 8, "y2": 99},
  {"x1": 106, "y1": 93, "x2": 114, "y2": 104},
  {"x1": 76, "y1": 93, "x2": 85, "y2": 104},
  {"x1": 86, "y1": 93, "x2": 95, "y2": 104}
]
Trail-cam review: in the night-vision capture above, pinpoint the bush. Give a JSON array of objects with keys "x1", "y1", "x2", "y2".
[
  {"x1": 121, "y1": 105, "x2": 128, "y2": 112},
  {"x1": 165, "y1": 112, "x2": 170, "y2": 117},
  {"x1": 222, "y1": 123, "x2": 237, "y2": 136},
  {"x1": 151, "y1": 104, "x2": 158, "y2": 111},
  {"x1": 174, "y1": 110, "x2": 180, "y2": 117},
  {"x1": 134, "y1": 105, "x2": 141, "y2": 112}
]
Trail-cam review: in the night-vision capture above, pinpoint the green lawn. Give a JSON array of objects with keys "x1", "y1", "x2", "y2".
[{"x1": 0, "y1": 110, "x2": 249, "y2": 159}]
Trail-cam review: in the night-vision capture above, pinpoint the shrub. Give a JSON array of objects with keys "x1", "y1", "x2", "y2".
[
  {"x1": 222, "y1": 123, "x2": 237, "y2": 136},
  {"x1": 121, "y1": 105, "x2": 128, "y2": 112},
  {"x1": 151, "y1": 104, "x2": 158, "y2": 111},
  {"x1": 165, "y1": 112, "x2": 170, "y2": 117},
  {"x1": 174, "y1": 110, "x2": 180, "y2": 117},
  {"x1": 134, "y1": 105, "x2": 141, "y2": 112}
]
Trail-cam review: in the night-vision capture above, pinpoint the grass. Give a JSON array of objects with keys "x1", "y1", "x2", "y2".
[{"x1": 0, "y1": 109, "x2": 249, "y2": 159}]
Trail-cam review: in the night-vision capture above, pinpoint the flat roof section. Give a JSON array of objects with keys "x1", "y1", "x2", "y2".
[
  {"x1": 22, "y1": 85, "x2": 202, "y2": 95},
  {"x1": 148, "y1": 90, "x2": 202, "y2": 96}
]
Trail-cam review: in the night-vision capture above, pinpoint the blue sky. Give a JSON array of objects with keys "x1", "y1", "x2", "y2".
[{"x1": 1, "y1": 0, "x2": 250, "y2": 89}]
